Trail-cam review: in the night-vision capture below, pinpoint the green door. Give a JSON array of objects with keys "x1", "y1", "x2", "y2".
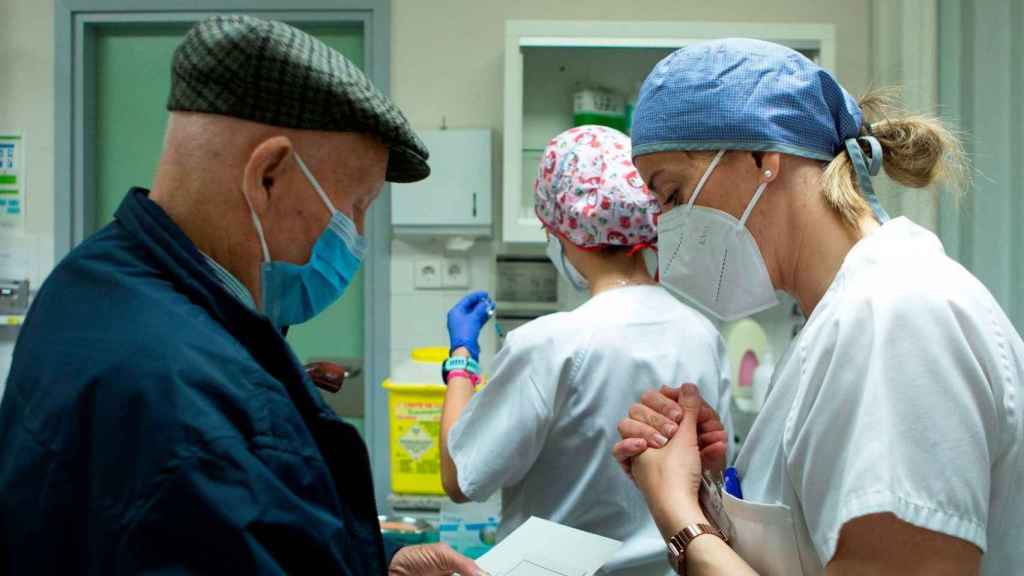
[{"x1": 92, "y1": 22, "x2": 366, "y2": 432}]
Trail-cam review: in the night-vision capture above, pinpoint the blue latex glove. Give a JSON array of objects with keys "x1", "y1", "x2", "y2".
[{"x1": 446, "y1": 290, "x2": 494, "y2": 361}]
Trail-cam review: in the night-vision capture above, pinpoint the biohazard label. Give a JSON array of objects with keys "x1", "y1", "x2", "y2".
[{"x1": 399, "y1": 425, "x2": 434, "y2": 461}]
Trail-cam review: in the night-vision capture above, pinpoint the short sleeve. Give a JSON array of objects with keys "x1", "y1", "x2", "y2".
[
  {"x1": 448, "y1": 328, "x2": 563, "y2": 501},
  {"x1": 784, "y1": 290, "x2": 1002, "y2": 564}
]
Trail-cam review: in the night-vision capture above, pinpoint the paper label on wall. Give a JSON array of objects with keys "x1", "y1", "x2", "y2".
[{"x1": 0, "y1": 133, "x2": 25, "y2": 230}]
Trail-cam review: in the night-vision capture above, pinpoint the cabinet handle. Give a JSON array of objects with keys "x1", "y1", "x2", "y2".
[{"x1": 473, "y1": 192, "x2": 478, "y2": 218}]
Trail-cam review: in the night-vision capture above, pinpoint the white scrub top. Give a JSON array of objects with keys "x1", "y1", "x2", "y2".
[
  {"x1": 733, "y1": 218, "x2": 1023, "y2": 575},
  {"x1": 448, "y1": 285, "x2": 731, "y2": 575}
]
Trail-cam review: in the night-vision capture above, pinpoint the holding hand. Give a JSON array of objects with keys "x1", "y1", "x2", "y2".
[
  {"x1": 613, "y1": 384, "x2": 728, "y2": 478},
  {"x1": 389, "y1": 543, "x2": 488, "y2": 576},
  {"x1": 446, "y1": 291, "x2": 494, "y2": 361},
  {"x1": 614, "y1": 383, "x2": 720, "y2": 537}
]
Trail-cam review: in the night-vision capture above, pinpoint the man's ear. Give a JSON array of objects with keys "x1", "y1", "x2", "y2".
[{"x1": 242, "y1": 136, "x2": 293, "y2": 215}]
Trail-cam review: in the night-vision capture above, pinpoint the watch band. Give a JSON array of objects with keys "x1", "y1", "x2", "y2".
[{"x1": 667, "y1": 523, "x2": 726, "y2": 575}]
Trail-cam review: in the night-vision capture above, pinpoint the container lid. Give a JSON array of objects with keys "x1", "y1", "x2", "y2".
[{"x1": 411, "y1": 347, "x2": 448, "y2": 364}]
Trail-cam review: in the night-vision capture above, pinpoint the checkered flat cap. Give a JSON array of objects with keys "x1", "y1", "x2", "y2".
[{"x1": 168, "y1": 15, "x2": 429, "y2": 182}]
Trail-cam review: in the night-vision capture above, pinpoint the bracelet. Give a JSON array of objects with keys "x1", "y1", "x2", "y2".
[{"x1": 444, "y1": 369, "x2": 479, "y2": 386}]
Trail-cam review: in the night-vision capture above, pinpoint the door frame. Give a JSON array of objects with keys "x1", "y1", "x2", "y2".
[{"x1": 55, "y1": 0, "x2": 395, "y2": 509}]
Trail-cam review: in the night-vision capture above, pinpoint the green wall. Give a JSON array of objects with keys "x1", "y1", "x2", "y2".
[{"x1": 93, "y1": 22, "x2": 366, "y2": 361}]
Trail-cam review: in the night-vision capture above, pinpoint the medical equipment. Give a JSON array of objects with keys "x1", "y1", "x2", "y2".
[{"x1": 385, "y1": 347, "x2": 486, "y2": 495}]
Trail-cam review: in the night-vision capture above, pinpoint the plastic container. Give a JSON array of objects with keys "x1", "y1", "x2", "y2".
[
  {"x1": 384, "y1": 347, "x2": 483, "y2": 495},
  {"x1": 383, "y1": 379, "x2": 447, "y2": 495},
  {"x1": 378, "y1": 515, "x2": 438, "y2": 548},
  {"x1": 573, "y1": 87, "x2": 626, "y2": 132},
  {"x1": 439, "y1": 497, "x2": 500, "y2": 559}
]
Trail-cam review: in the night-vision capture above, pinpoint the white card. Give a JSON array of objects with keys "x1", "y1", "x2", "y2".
[{"x1": 476, "y1": 517, "x2": 622, "y2": 576}]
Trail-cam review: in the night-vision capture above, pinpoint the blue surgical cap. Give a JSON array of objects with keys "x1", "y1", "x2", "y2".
[{"x1": 632, "y1": 38, "x2": 888, "y2": 220}]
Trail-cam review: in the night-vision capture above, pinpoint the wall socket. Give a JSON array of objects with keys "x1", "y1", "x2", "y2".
[
  {"x1": 441, "y1": 257, "x2": 470, "y2": 288},
  {"x1": 414, "y1": 257, "x2": 443, "y2": 289}
]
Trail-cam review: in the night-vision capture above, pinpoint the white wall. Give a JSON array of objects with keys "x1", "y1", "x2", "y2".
[{"x1": 0, "y1": 0, "x2": 55, "y2": 284}]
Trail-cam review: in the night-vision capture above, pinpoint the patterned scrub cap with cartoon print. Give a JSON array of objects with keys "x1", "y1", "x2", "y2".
[{"x1": 534, "y1": 125, "x2": 658, "y2": 248}]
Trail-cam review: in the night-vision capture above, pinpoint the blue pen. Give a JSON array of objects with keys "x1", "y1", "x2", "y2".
[{"x1": 723, "y1": 467, "x2": 743, "y2": 500}]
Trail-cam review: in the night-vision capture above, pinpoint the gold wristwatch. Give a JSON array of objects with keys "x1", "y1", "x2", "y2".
[{"x1": 667, "y1": 523, "x2": 727, "y2": 575}]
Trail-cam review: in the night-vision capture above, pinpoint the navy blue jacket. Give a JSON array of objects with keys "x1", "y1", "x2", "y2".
[{"x1": 0, "y1": 189, "x2": 387, "y2": 574}]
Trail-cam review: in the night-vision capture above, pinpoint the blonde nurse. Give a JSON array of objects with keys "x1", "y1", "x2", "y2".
[{"x1": 613, "y1": 39, "x2": 1023, "y2": 575}]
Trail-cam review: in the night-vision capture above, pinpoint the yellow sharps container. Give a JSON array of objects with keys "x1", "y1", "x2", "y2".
[{"x1": 383, "y1": 347, "x2": 484, "y2": 495}]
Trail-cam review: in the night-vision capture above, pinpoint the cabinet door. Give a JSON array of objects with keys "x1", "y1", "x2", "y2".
[{"x1": 391, "y1": 129, "x2": 492, "y2": 229}]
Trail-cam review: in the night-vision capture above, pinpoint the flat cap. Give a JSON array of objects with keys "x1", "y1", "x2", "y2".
[{"x1": 168, "y1": 15, "x2": 429, "y2": 183}]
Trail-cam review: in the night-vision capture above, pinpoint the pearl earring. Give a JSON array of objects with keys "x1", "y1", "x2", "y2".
[{"x1": 763, "y1": 170, "x2": 773, "y2": 178}]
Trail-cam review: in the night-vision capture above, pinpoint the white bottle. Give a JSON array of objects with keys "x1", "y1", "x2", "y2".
[{"x1": 752, "y1": 352, "x2": 775, "y2": 412}]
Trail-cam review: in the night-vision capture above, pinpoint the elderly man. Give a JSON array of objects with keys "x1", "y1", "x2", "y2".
[{"x1": 0, "y1": 16, "x2": 482, "y2": 576}]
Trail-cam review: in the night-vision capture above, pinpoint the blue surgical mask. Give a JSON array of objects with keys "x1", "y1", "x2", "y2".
[{"x1": 244, "y1": 152, "x2": 366, "y2": 328}]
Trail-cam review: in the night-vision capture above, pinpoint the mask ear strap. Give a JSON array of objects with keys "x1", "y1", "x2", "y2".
[
  {"x1": 738, "y1": 182, "x2": 770, "y2": 228},
  {"x1": 294, "y1": 151, "x2": 339, "y2": 216},
  {"x1": 241, "y1": 187, "x2": 272, "y2": 263},
  {"x1": 687, "y1": 149, "x2": 727, "y2": 208}
]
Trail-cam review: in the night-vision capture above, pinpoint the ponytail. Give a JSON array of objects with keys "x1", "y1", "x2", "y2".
[{"x1": 821, "y1": 87, "x2": 969, "y2": 227}]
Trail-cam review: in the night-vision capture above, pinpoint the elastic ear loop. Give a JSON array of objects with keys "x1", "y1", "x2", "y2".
[
  {"x1": 293, "y1": 151, "x2": 339, "y2": 216},
  {"x1": 737, "y1": 182, "x2": 770, "y2": 231},
  {"x1": 844, "y1": 135, "x2": 890, "y2": 223},
  {"x1": 558, "y1": 240, "x2": 588, "y2": 292},
  {"x1": 662, "y1": 149, "x2": 726, "y2": 275},
  {"x1": 294, "y1": 150, "x2": 368, "y2": 260},
  {"x1": 241, "y1": 183, "x2": 272, "y2": 263},
  {"x1": 685, "y1": 150, "x2": 727, "y2": 209}
]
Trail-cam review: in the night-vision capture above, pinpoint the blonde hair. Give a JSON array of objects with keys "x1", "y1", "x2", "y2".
[{"x1": 821, "y1": 87, "x2": 969, "y2": 228}]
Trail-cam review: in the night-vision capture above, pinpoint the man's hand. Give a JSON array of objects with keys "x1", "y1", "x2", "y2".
[
  {"x1": 612, "y1": 385, "x2": 728, "y2": 478},
  {"x1": 389, "y1": 543, "x2": 489, "y2": 576}
]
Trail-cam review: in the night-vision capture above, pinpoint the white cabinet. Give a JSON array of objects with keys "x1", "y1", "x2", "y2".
[
  {"x1": 391, "y1": 129, "x2": 492, "y2": 236},
  {"x1": 501, "y1": 20, "x2": 835, "y2": 243}
]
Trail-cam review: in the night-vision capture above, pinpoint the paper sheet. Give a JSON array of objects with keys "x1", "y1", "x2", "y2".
[{"x1": 476, "y1": 517, "x2": 621, "y2": 576}]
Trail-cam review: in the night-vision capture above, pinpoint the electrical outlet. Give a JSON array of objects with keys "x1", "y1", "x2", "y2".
[
  {"x1": 414, "y1": 257, "x2": 443, "y2": 289},
  {"x1": 441, "y1": 257, "x2": 470, "y2": 288}
]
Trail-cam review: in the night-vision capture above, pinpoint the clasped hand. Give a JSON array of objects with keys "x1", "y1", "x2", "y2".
[{"x1": 612, "y1": 384, "x2": 729, "y2": 526}]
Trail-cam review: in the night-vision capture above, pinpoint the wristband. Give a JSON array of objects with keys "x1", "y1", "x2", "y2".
[
  {"x1": 441, "y1": 356, "x2": 480, "y2": 383},
  {"x1": 443, "y1": 369, "x2": 479, "y2": 386}
]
